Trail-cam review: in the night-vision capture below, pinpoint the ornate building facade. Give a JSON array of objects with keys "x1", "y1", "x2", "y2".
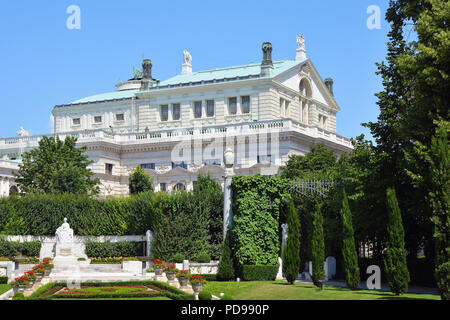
[{"x1": 0, "y1": 35, "x2": 353, "y2": 197}]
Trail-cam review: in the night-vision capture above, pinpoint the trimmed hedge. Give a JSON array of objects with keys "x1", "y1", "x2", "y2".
[
  {"x1": 0, "y1": 277, "x2": 8, "y2": 284},
  {"x1": 199, "y1": 290, "x2": 212, "y2": 300},
  {"x1": 0, "y1": 241, "x2": 41, "y2": 257},
  {"x1": 241, "y1": 265, "x2": 279, "y2": 281},
  {"x1": 85, "y1": 241, "x2": 144, "y2": 258}
]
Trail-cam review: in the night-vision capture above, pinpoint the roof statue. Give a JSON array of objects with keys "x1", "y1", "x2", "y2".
[
  {"x1": 183, "y1": 50, "x2": 192, "y2": 65},
  {"x1": 297, "y1": 33, "x2": 305, "y2": 50},
  {"x1": 133, "y1": 66, "x2": 143, "y2": 79},
  {"x1": 17, "y1": 126, "x2": 29, "y2": 137}
]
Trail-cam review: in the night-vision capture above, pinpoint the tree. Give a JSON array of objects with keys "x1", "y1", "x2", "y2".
[
  {"x1": 282, "y1": 199, "x2": 301, "y2": 285},
  {"x1": 129, "y1": 166, "x2": 154, "y2": 195},
  {"x1": 217, "y1": 229, "x2": 235, "y2": 281},
  {"x1": 417, "y1": 122, "x2": 449, "y2": 300},
  {"x1": 14, "y1": 136, "x2": 99, "y2": 195},
  {"x1": 340, "y1": 188, "x2": 360, "y2": 290},
  {"x1": 311, "y1": 201, "x2": 325, "y2": 286},
  {"x1": 384, "y1": 187, "x2": 410, "y2": 295}
]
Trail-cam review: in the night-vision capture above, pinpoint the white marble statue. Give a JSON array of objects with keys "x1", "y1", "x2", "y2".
[
  {"x1": 296, "y1": 33, "x2": 305, "y2": 49},
  {"x1": 55, "y1": 217, "x2": 74, "y2": 244},
  {"x1": 183, "y1": 49, "x2": 192, "y2": 65},
  {"x1": 17, "y1": 126, "x2": 29, "y2": 137}
]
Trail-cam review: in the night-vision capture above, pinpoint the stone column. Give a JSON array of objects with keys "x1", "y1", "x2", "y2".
[
  {"x1": 0, "y1": 177, "x2": 4, "y2": 197},
  {"x1": 146, "y1": 230, "x2": 153, "y2": 258},
  {"x1": 223, "y1": 148, "x2": 235, "y2": 241}
]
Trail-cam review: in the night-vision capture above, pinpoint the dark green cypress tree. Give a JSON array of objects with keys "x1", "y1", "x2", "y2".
[
  {"x1": 282, "y1": 199, "x2": 301, "y2": 285},
  {"x1": 340, "y1": 188, "x2": 360, "y2": 290},
  {"x1": 384, "y1": 187, "x2": 410, "y2": 295},
  {"x1": 217, "y1": 229, "x2": 235, "y2": 281},
  {"x1": 311, "y1": 201, "x2": 325, "y2": 286}
]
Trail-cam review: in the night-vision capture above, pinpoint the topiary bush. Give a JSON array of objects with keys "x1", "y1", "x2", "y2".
[
  {"x1": 241, "y1": 265, "x2": 279, "y2": 281},
  {"x1": 217, "y1": 229, "x2": 235, "y2": 281},
  {"x1": 221, "y1": 293, "x2": 233, "y2": 300},
  {"x1": 194, "y1": 251, "x2": 211, "y2": 263},
  {"x1": 173, "y1": 253, "x2": 185, "y2": 263},
  {"x1": 21, "y1": 241, "x2": 42, "y2": 257},
  {"x1": 85, "y1": 241, "x2": 143, "y2": 258},
  {"x1": 198, "y1": 290, "x2": 212, "y2": 300},
  {"x1": 0, "y1": 276, "x2": 8, "y2": 284},
  {"x1": 12, "y1": 292, "x2": 25, "y2": 300}
]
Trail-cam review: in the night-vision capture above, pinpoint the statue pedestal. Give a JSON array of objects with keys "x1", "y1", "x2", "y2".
[{"x1": 53, "y1": 243, "x2": 79, "y2": 273}]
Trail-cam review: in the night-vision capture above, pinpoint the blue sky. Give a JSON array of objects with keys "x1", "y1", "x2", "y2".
[{"x1": 0, "y1": 0, "x2": 390, "y2": 140}]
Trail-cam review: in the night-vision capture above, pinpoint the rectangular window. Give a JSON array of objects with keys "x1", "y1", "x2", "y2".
[
  {"x1": 172, "y1": 162, "x2": 188, "y2": 169},
  {"x1": 105, "y1": 163, "x2": 113, "y2": 175},
  {"x1": 194, "y1": 101, "x2": 202, "y2": 118},
  {"x1": 116, "y1": 113, "x2": 124, "y2": 121},
  {"x1": 228, "y1": 97, "x2": 237, "y2": 115},
  {"x1": 172, "y1": 103, "x2": 181, "y2": 121},
  {"x1": 206, "y1": 100, "x2": 215, "y2": 117},
  {"x1": 160, "y1": 183, "x2": 167, "y2": 192},
  {"x1": 204, "y1": 159, "x2": 221, "y2": 166},
  {"x1": 257, "y1": 155, "x2": 272, "y2": 164},
  {"x1": 72, "y1": 118, "x2": 81, "y2": 126},
  {"x1": 241, "y1": 96, "x2": 250, "y2": 114},
  {"x1": 140, "y1": 163, "x2": 155, "y2": 170},
  {"x1": 94, "y1": 116, "x2": 102, "y2": 123},
  {"x1": 160, "y1": 105, "x2": 169, "y2": 122}
]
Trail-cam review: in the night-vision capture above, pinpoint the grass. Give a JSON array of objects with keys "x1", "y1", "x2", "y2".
[
  {"x1": 0, "y1": 284, "x2": 11, "y2": 296},
  {"x1": 203, "y1": 281, "x2": 441, "y2": 300}
]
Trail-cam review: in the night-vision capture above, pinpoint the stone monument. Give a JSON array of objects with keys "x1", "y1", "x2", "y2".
[
  {"x1": 52, "y1": 218, "x2": 79, "y2": 273},
  {"x1": 223, "y1": 148, "x2": 235, "y2": 240}
]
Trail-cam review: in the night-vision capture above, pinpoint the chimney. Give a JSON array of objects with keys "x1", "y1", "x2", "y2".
[
  {"x1": 261, "y1": 42, "x2": 274, "y2": 77},
  {"x1": 324, "y1": 78, "x2": 334, "y2": 96}
]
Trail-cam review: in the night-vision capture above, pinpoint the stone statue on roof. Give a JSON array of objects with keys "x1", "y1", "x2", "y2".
[
  {"x1": 133, "y1": 66, "x2": 143, "y2": 79},
  {"x1": 183, "y1": 50, "x2": 192, "y2": 65},
  {"x1": 17, "y1": 126, "x2": 29, "y2": 137},
  {"x1": 297, "y1": 33, "x2": 305, "y2": 49}
]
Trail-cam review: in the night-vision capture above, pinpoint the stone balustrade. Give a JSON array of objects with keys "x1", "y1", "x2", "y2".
[{"x1": 0, "y1": 119, "x2": 353, "y2": 152}]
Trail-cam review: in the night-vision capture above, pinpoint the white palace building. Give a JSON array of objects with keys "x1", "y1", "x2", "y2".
[{"x1": 0, "y1": 35, "x2": 353, "y2": 197}]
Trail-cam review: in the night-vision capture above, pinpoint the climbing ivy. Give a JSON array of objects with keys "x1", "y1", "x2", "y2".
[{"x1": 231, "y1": 175, "x2": 289, "y2": 268}]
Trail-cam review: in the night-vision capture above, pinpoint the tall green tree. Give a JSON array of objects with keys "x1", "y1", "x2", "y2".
[
  {"x1": 384, "y1": 187, "x2": 410, "y2": 295},
  {"x1": 413, "y1": 122, "x2": 450, "y2": 300},
  {"x1": 129, "y1": 166, "x2": 154, "y2": 195},
  {"x1": 282, "y1": 199, "x2": 301, "y2": 285},
  {"x1": 14, "y1": 136, "x2": 99, "y2": 195},
  {"x1": 217, "y1": 229, "x2": 235, "y2": 281},
  {"x1": 340, "y1": 188, "x2": 360, "y2": 290},
  {"x1": 311, "y1": 201, "x2": 325, "y2": 286}
]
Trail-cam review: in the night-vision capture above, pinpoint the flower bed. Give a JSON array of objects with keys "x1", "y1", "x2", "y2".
[
  {"x1": 27, "y1": 281, "x2": 195, "y2": 300},
  {"x1": 90, "y1": 257, "x2": 138, "y2": 264}
]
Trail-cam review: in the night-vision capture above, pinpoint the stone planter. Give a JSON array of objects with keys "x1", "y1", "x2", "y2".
[
  {"x1": 178, "y1": 277, "x2": 188, "y2": 288},
  {"x1": 44, "y1": 269, "x2": 52, "y2": 276},
  {"x1": 35, "y1": 273, "x2": 44, "y2": 281},
  {"x1": 192, "y1": 283, "x2": 203, "y2": 293},
  {"x1": 17, "y1": 285, "x2": 26, "y2": 293},
  {"x1": 26, "y1": 279, "x2": 35, "y2": 288},
  {"x1": 154, "y1": 267, "x2": 163, "y2": 276},
  {"x1": 166, "y1": 272, "x2": 176, "y2": 281}
]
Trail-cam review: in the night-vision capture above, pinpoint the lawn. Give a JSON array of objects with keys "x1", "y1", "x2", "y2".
[
  {"x1": 203, "y1": 281, "x2": 441, "y2": 300},
  {"x1": 0, "y1": 284, "x2": 11, "y2": 296}
]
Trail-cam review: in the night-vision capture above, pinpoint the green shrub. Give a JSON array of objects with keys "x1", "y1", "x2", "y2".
[
  {"x1": 0, "y1": 276, "x2": 8, "y2": 284},
  {"x1": 283, "y1": 199, "x2": 301, "y2": 285},
  {"x1": 21, "y1": 241, "x2": 42, "y2": 257},
  {"x1": 194, "y1": 251, "x2": 211, "y2": 263},
  {"x1": 85, "y1": 241, "x2": 143, "y2": 258},
  {"x1": 0, "y1": 241, "x2": 20, "y2": 257},
  {"x1": 173, "y1": 253, "x2": 185, "y2": 263},
  {"x1": 12, "y1": 292, "x2": 25, "y2": 300},
  {"x1": 217, "y1": 230, "x2": 235, "y2": 281},
  {"x1": 221, "y1": 294, "x2": 233, "y2": 300},
  {"x1": 231, "y1": 175, "x2": 289, "y2": 267},
  {"x1": 241, "y1": 265, "x2": 279, "y2": 281},
  {"x1": 198, "y1": 290, "x2": 212, "y2": 300},
  {"x1": 199, "y1": 274, "x2": 217, "y2": 281}
]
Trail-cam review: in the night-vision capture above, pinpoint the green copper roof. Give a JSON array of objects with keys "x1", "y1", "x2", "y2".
[
  {"x1": 63, "y1": 59, "x2": 306, "y2": 106},
  {"x1": 70, "y1": 89, "x2": 140, "y2": 105},
  {"x1": 159, "y1": 59, "x2": 304, "y2": 86}
]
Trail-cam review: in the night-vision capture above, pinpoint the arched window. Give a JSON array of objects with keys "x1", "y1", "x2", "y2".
[
  {"x1": 9, "y1": 185, "x2": 19, "y2": 196},
  {"x1": 174, "y1": 183, "x2": 186, "y2": 191},
  {"x1": 299, "y1": 78, "x2": 312, "y2": 99}
]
